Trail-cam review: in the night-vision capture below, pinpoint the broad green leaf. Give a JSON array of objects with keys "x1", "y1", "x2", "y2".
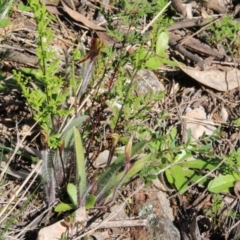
[
  {"x1": 170, "y1": 165, "x2": 188, "y2": 194},
  {"x1": 67, "y1": 183, "x2": 78, "y2": 207},
  {"x1": 184, "y1": 169, "x2": 207, "y2": 185},
  {"x1": 156, "y1": 31, "x2": 169, "y2": 56},
  {"x1": 165, "y1": 169, "x2": 174, "y2": 184},
  {"x1": 180, "y1": 159, "x2": 216, "y2": 170},
  {"x1": 85, "y1": 194, "x2": 96, "y2": 209},
  {"x1": 74, "y1": 127, "x2": 86, "y2": 196},
  {"x1": 208, "y1": 174, "x2": 237, "y2": 193},
  {"x1": 54, "y1": 203, "x2": 74, "y2": 212},
  {"x1": 190, "y1": 175, "x2": 207, "y2": 185}
]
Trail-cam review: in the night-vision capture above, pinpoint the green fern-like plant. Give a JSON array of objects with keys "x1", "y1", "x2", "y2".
[
  {"x1": 14, "y1": 0, "x2": 69, "y2": 148},
  {"x1": 13, "y1": 0, "x2": 71, "y2": 204}
]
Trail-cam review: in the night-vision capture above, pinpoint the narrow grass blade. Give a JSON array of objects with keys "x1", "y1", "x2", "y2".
[
  {"x1": 96, "y1": 140, "x2": 147, "y2": 201},
  {"x1": 101, "y1": 153, "x2": 152, "y2": 201},
  {"x1": 73, "y1": 127, "x2": 86, "y2": 197}
]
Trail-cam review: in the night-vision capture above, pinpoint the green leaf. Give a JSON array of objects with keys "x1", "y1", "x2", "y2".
[
  {"x1": 67, "y1": 183, "x2": 78, "y2": 207},
  {"x1": 99, "y1": 154, "x2": 152, "y2": 202},
  {"x1": 54, "y1": 203, "x2": 74, "y2": 212},
  {"x1": 74, "y1": 127, "x2": 86, "y2": 196},
  {"x1": 156, "y1": 31, "x2": 169, "y2": 56},
  {"x1": 208, "y1": 174, "x2": 237, "y2": 193},
  {"x1": 165, "y1": 169, "x2": 174, "y2": 184},
  {"x1": 85, "y1": 194, "x2": 96, "y2": 209},
  {"x1": 0, "y1": 19, "x2": 11, "y2": 27},
  {"x1": 174, "y1": 150, "x2": 191, "y2": 163},
  {"x1": 17, "y1": 3, "x2": 32, "y2": 12},
  {"x1": 180, "y1": 159, "x2": 216, "y2": 170},
  {"x1": 20, "y1": 67, "x2": 43, "y2": 79},
  {"x1": 144, "y1": 56, "x2": 162, "y2": 70},
  {"x1": 0, "y1": 0, "x2": 13, "y2": 21},
  {"x1": 124, "y1": 154, "x2": 152, "y2": 182},
  {"x1": 184, "y1": 169, "x2": 207, "y2": 185},
  {"x1": 170, "y1": 165, "x2": 188, "y2": 194}
]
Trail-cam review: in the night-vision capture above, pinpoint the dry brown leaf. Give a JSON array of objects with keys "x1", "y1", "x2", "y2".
[
  {"x1": 182, "y1": 106, "x2": 216, "y2": 142},
  {"x1": 180, "y1": 66, "x2": 240, "y2": 91},
  {"x1": 61, "y1": 0, "x2": 105, "y2": 31}
]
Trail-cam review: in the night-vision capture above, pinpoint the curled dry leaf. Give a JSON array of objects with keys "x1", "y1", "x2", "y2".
[
  {"x1": 180, "y1": 66, "x2": 240, "y2": 91},
  {"x1": 61, "y1": 0, "x2": 105, "y2": 31}
]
